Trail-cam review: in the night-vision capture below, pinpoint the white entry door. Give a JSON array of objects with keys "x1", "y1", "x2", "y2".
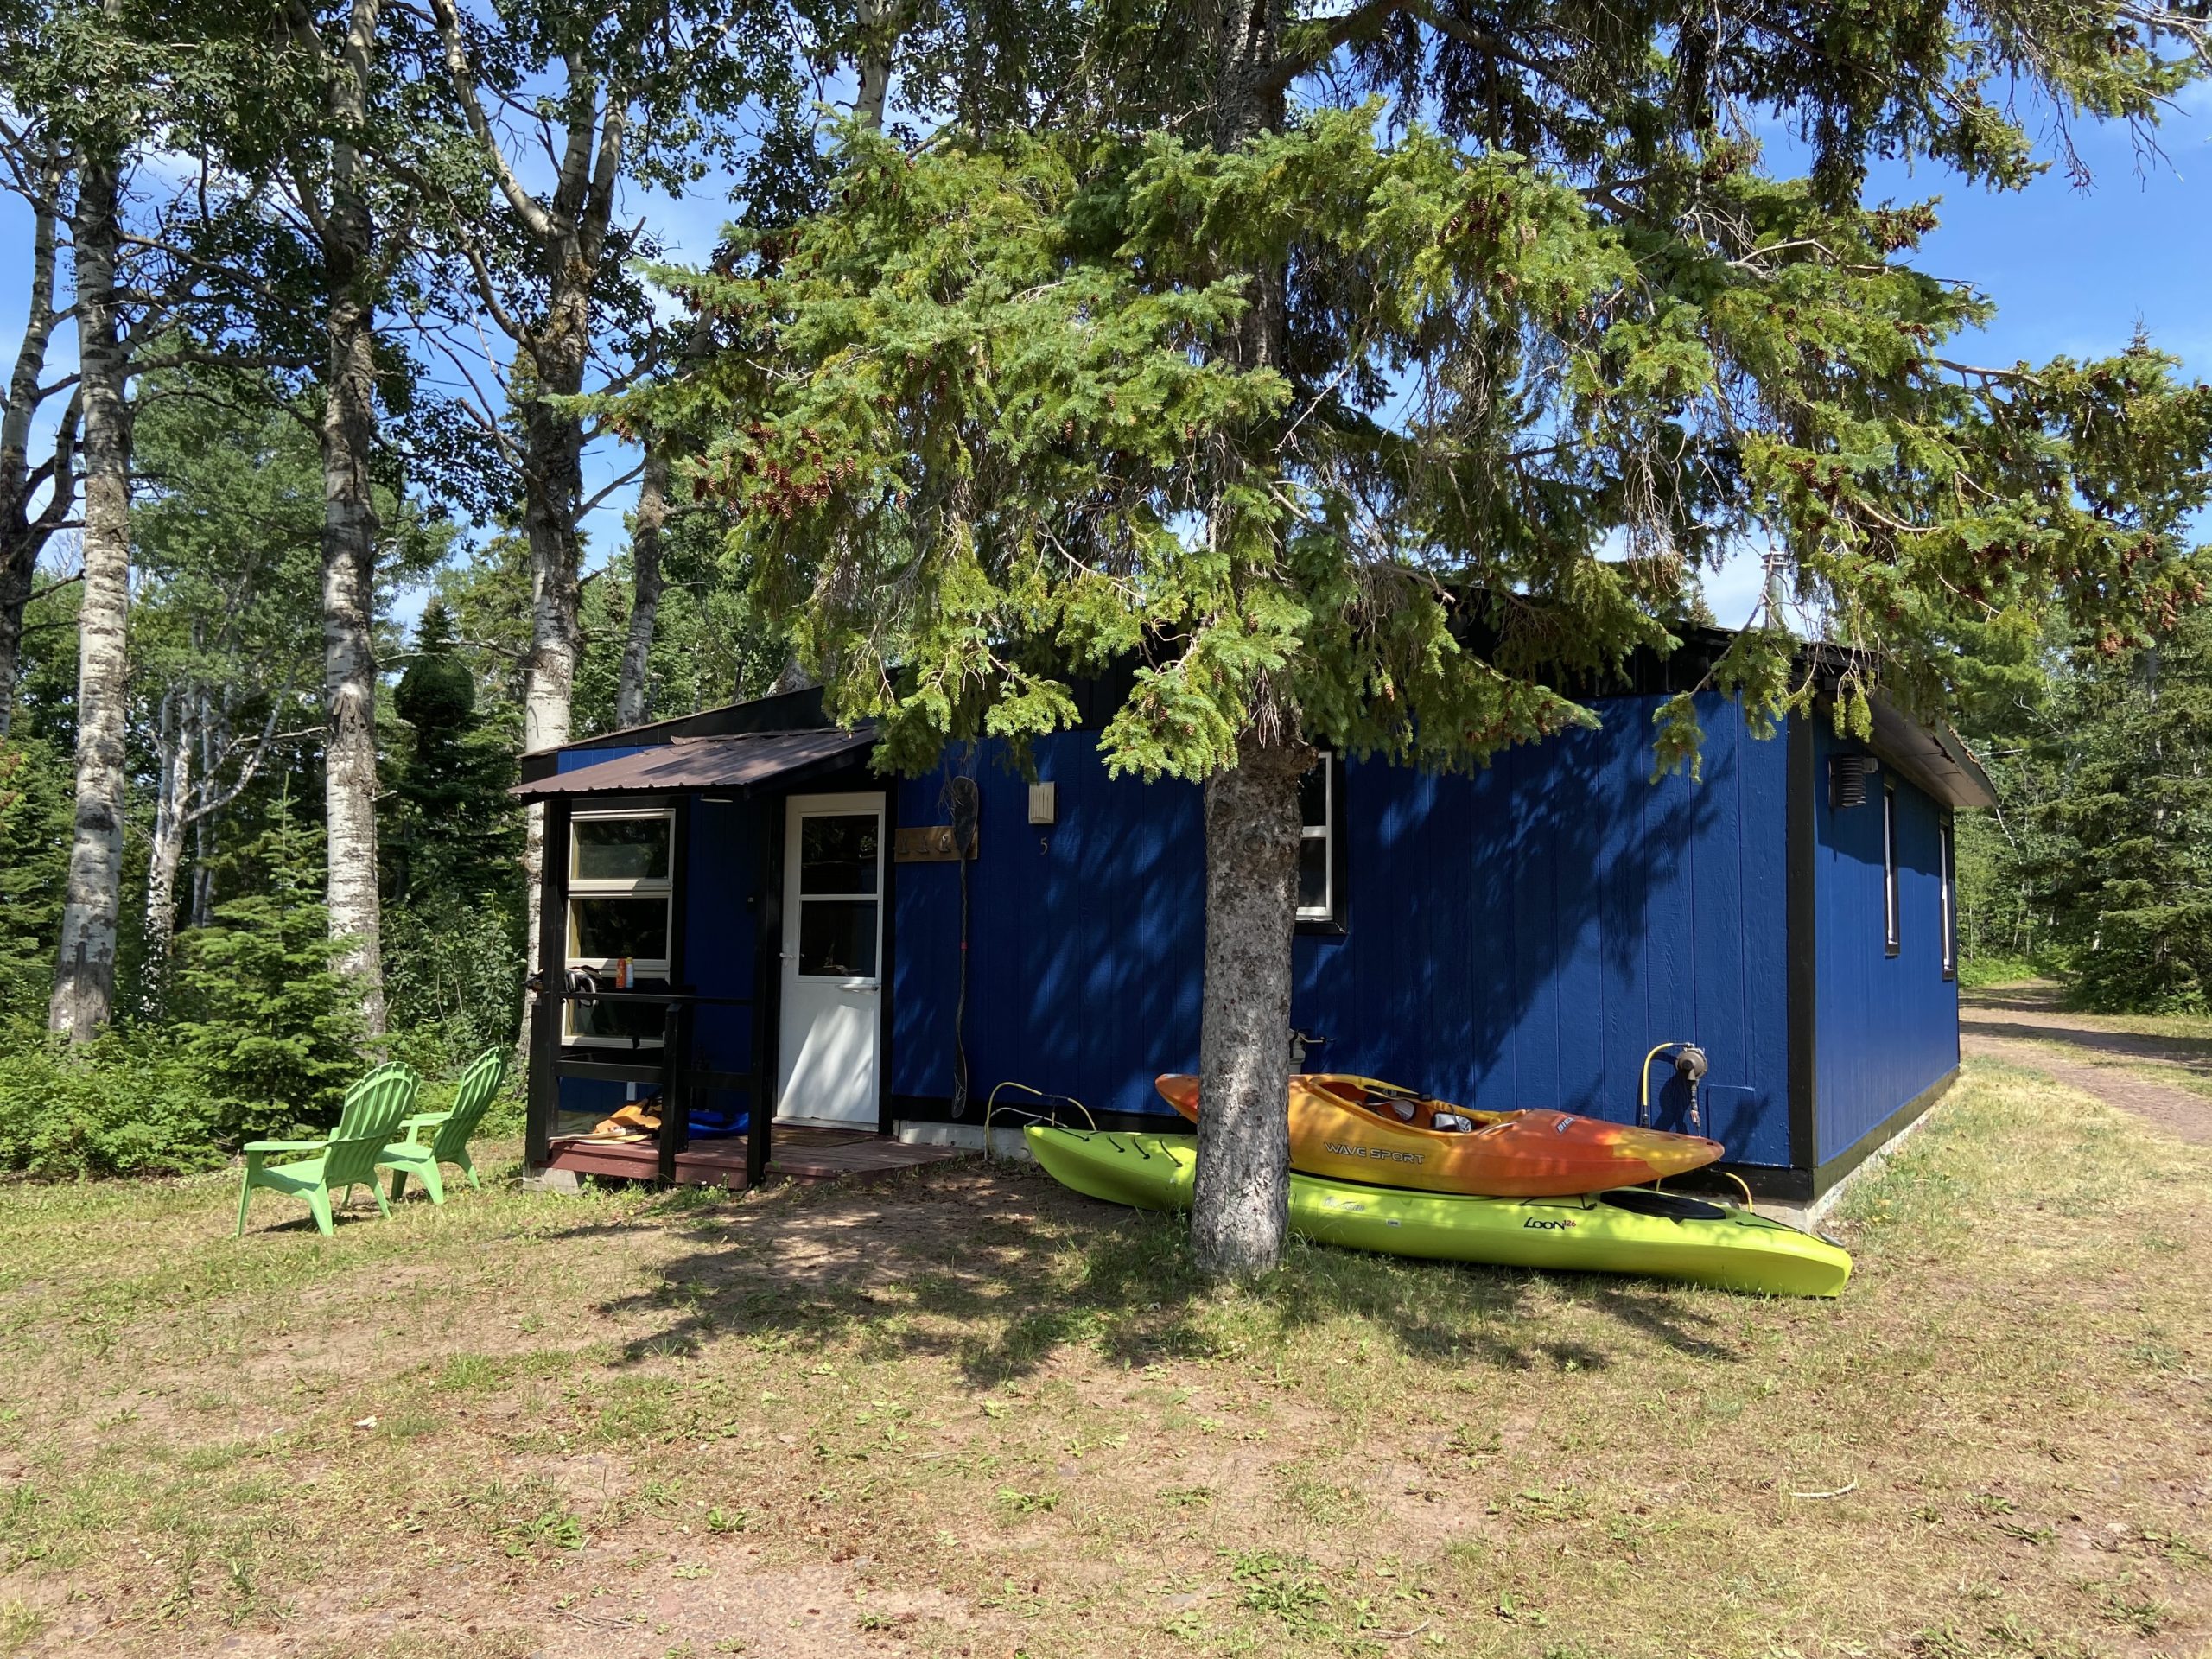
[{"x1": 775, "y1": 792, "x2": 886, "y2": 1128}]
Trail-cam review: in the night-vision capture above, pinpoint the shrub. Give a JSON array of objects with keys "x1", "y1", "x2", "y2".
[
  {"x1": 382, "y1": 904, "x2": 523, "y2": 1081},
  {"x1": 0, "y1": 1027, "x2": 221, "y2": 1179}
]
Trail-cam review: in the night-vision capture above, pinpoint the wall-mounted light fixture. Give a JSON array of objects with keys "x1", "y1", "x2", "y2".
[{"x1": 1027, "y1": 781, "x2": 1058, "y2": 826}]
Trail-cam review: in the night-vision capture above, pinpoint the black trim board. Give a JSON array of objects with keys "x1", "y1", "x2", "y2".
[
  {"x1": 1809, "y1": 1066, "x2": 1957, "y2": 1201},
  {"x1": 878, "y1": 799, "x2": 897, "y2": 1138}
]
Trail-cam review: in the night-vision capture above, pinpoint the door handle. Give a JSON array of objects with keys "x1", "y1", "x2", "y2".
[{"x1": 840, "y1": 981, "x2": 879, "y2": 994}]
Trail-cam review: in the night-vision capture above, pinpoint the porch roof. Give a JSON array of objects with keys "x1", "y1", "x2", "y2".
[{"x1": 510, "y1": 728, "x2": 874, "y2": 799}]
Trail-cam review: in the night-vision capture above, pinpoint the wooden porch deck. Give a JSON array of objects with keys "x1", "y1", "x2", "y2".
[{"x1": 543, "y1": 1125, "x2": 967, "y2": 1189}]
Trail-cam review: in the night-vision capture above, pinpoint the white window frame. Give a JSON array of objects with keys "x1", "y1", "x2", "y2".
[
  {"x1": 1298, "y1": 757, "x2": 1335, "y2": 924},
  {"x1": 1939, "y1": 817, "x2": 1956, "y2": 980},
  {"x1": 1882, "y1": 781, "x2": 1900, "y2": 958},
  {"x1": 564, "y1": 809, "x2": 675, "y2": 1047}
]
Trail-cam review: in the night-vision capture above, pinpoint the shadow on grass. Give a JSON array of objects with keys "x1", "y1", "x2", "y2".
[{"x1": 546, "y1": 1160, "x2": 1743, "y2": 1386}]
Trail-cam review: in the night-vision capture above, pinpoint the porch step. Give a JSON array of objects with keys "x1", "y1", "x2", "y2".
[{"x1": 542, "y1": 1128, "x2": 965, "y2": 1190}]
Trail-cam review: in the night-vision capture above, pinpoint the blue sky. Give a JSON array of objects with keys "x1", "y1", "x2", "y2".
[{"x1": 3, "y1": 79, "x2": 2209, "y2": 632}]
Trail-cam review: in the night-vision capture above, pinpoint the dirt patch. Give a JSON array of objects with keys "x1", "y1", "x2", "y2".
[
  {"x1": 1963, "y1": 988, "x2": 2212, "y2": 1145},
  {"x1": 10, "y1": 1548, "x2": 970, "y2": 1657}
]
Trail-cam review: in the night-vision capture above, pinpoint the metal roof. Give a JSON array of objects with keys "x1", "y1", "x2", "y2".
[
  {"x1": 510, "y1": 728, "x2": 874, "y2": 800},
  {"x1": 1864, "y1": 695, "x2": 1998, "y2": 812}
]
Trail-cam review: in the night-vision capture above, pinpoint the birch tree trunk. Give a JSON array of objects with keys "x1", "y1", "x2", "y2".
[
  {"x1": 49, "y1": 148, "x2": 131, "y2": 1040},
  {"x1": 613, "y1": 435, "x2": 669, "y2": 729},
  {"x1": 854, "y1": 0, "x2": 899, "y2": 130},
  {"x1": 0, "y1": 156, "x2": 73, "y2": 741},
  {"x1": 515, "y1": 310, "x2": 588, "y2": 1015},
  {"x1": 313, "y1": 0, "x2": 389, "y2": 1034},
  {"x1": 143, "y1": 690, "x2": 193, "y2": 983},
  {"x1": 1186, "y1": 0, "x2": 1300, "y2": 1277}
]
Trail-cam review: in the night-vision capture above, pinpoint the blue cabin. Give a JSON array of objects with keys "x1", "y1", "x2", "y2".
[{"x1": 516, "y1": 652, "x2": 1993, "y2": 1206}]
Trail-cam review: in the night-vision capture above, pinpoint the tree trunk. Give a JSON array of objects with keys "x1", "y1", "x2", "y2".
[
  {"x1": 143, "y1": 690, "x2": 192, "y2": 987},
  {"x1": 613, "y1": 435, "x2": 669, "y2": 728},
  {"x1": 49, "y1": 149, "x2": 131, "y2": 1040},
  {"x1": 0, "y1": 156, "x2": 73, "y2": 741},
  {"x1": 515, "y1": 293, "x2": 591, "y2": 1043},
  {"x1": 1186, "y1": 0, "x2": 1300, "y2": 1275},
  {"x1": 314, "y1": 0, "x2": 389, "y2": 1034},
  {"x1": 1190, "y1": 732, "x2": 1310, "y2": 1278},
  {"x1": 854, "y1": 0, "x2": 899, "y2": 130}
]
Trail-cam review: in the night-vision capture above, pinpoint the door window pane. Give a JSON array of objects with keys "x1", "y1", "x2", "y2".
[
  {"x1": 573, "y1": 817, "x2": 670, "y2": 882},
  {"x1": 798, "y1": 815, "x2": 880, "y2": 895},
  {"x1": 567, "y1": 976, "x2": 671, "y2": 1043},
  {"x1": 798, "y1": 899, "x2": 878, "y2": 977},
  {"x1": 568, "y1": 895, "x2": 671, "y2": 961}
]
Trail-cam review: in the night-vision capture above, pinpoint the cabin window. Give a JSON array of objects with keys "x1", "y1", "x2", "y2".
[
  {"x1": 1882, "y1": 781, "x2": 1900, "y2": 958},
  {"x1": 566, "y1": 810, "x2": 674, "y2": 1045},
  {"x1": 1297, "y1": 756, "x2": 1338, "y2": 926},
  {"x1": 1939, "y1": 817, "x2": 1956, "y2": 980}
]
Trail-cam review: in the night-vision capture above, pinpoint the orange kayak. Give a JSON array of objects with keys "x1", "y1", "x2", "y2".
[{"x1": 1153, "y1": 1073, "x2": 1725, "y2": 1198}]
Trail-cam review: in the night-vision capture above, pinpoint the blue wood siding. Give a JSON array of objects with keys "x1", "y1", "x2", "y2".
[
  {"x1": 892, "y1": 755, "x2": 1208, "y2": 1117},
  {"x1": 890, "y1": 694, "x2": 1796, "y2": 1166},
  {"x1": 554, "y1": 744, "x2": 652, "y2": 772},
  {"x1": 1809, "y1": 721, "x2": 1960, "y2": 1163},
  {"x1": 683, "y1": 798, "x2": 758, "y2": 1080}
]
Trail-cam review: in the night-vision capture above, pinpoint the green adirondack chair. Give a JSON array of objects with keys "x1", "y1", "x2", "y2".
[
  {"x1": 378, "y1": 1047, "x2": 507, "y2": 1205},
  {"x1": 234, "y1": 1061, "x2": 421, "y2": 1236}
]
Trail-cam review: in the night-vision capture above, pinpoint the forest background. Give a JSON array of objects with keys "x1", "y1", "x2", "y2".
[{"x1": 3, "y1": 0, "x2": 2211, "y2": 1179}]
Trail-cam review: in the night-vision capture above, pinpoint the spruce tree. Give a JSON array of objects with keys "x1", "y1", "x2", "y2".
[
  {"x1": 2034, "y1": 614, "x2": 2212, "y2": 1010},
  {"x1": 640, "y1": 3, "x2": 2212, "y2": 1270},
  {"x1": 0, "y1": 737, "x2": 73, "y2": 1031},
  {"x1": 382, "y1": 600, "x2": 525, "y2": 1067},
  {"x1": 174, "y1": 799, "x2": 364, "y2": 1141}
]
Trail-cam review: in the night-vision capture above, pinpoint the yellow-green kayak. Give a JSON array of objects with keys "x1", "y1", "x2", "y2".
[{"x1": 1026, "y1": 1126, "x2": 1851, "y2": 1299}]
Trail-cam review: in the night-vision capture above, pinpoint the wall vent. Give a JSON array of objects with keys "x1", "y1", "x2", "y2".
[{"x1": 1828, "y1": 753, "x2": 1878, "y2": 810}]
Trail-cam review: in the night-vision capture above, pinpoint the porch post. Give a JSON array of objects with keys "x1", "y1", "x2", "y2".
[
  {"x1": 657, "y1": 999, "x2": 693, "y2": 1185},
  {"x1": 524, "y1": 792, "x2": 571, "y2": 1170}
]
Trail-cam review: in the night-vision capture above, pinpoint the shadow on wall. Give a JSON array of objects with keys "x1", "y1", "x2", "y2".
[
  {"x1": 1303, "y1": 699, "x2": 1758, "y2": 1139},
  {"x1": 894, "y1": 696, "x2": 1789, "y2": 1161},
  {"x1": 893, "y1": 748, "x2": 1208, "y2": 1117}
]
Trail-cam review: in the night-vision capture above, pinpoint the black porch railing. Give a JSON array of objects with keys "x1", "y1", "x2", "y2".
[{"x1": 525, "y1": 987, "x2": 763, "y2": 1186}]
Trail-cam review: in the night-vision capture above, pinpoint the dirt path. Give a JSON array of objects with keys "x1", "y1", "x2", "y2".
[{"x1": 1961, "y1": 982, "x2": 2212, "y2": 1145}]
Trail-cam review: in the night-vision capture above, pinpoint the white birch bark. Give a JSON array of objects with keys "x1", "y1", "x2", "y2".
[
  {"x1": 48, "y1": 148, "x2": 131, "y2": 1040},
  {"x1": 0, "y1": 149, "x2": 76, "y2": 741},
  {"x1": 143, "y1": 690, "x2": 193, "y2": 979},
  {"x1": 309, "y1": 0, "x2": 390, "y2": 1034}
]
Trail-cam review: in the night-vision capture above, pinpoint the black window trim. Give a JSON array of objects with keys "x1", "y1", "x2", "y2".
[{"x1": 564, "y1": 805, "x2": 677, "y2": 1046}]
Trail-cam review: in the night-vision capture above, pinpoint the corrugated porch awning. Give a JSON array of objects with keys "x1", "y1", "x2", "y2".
[{"x1": 511, "y1": 728, "x2": 875, "y2": 799}]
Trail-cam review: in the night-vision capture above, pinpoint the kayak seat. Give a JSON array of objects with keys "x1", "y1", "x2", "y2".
[{"x1": 1429, "y1": 1111, "x2": 1476, "y2": 1133}]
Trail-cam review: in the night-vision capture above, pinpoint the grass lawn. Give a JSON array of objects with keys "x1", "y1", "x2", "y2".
[{"x1": 0, "y1": 1059, "x2": 2207, "y2": 1658}]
